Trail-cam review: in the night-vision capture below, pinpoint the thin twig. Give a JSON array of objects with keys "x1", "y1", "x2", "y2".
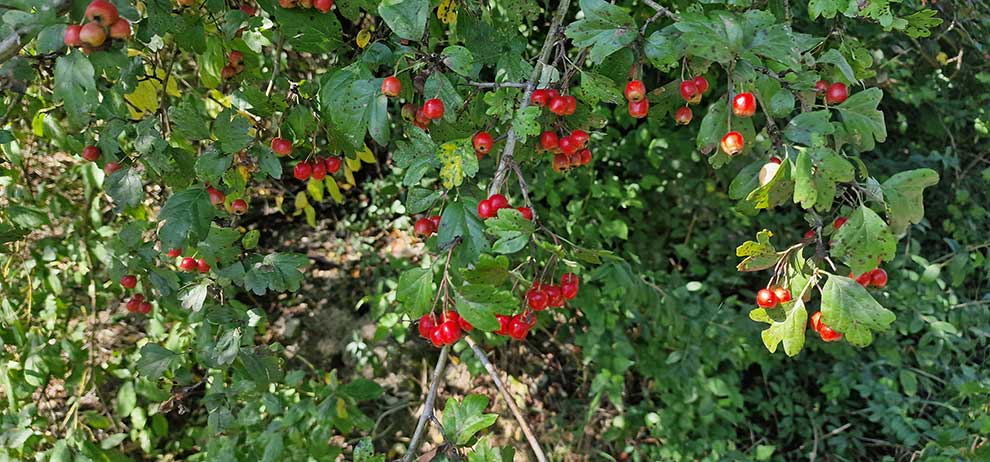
[
  {"x1": 400, "y1": 345, "x2": 449, "y2": 462},
  {"x1": 464, "y1": 337, "x2": 548, "y2": 462},
  {"x1": 467, "y1": 81, "x2": 528, "y2": 89},
  {"x1": 641, "y1": 0, "x2": 679, "y2": 21}
]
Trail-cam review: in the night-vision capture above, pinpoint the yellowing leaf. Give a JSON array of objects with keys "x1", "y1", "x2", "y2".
[
  {"x1": 356, "y1": 145, "x2": 376, "y2": 163},
  {"x1": 325, "y1": 177, "x2": 343, "y2": 203},
  {"x1": 344, "y1": 167, "x2": 356, "y2": 186},
  {"x1": 307, "y1": 177, "x2": 324, "y2": 202},
  {"x1": 336, "y1": 398, "x2": 348, "y2": 419},
  {"x1": 437, "y1": 0, "x2": 457, "y2": 24},
  {"x1": 356, "y1": 29, "x2": 372, "y2": 49},
  {"x1": 345, "y1": 156, "x2": 361, "y2": 172},
  {"x1": 304, "y1": 205, "x2": 316, "y2": 226},
  {"x1": 274, "y1": 194, "x2": 285, "y2": 212},
  {"x1": 438, "y1": 139, "x2": 479, "y2": 189},
  {"x1": 294, "y1": 191, "x2": 309, "y2": 215},
  {"x1": 209, "y1": 89, "x2": 232, "y2": 108}
]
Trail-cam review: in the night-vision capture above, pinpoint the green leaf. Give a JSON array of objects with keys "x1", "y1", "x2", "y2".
[
  {"x1": 783, "y1": 111, "x2": 834, "y2": 146},
  {"x1": 158, "y1": 186, "x2": 215, "y2": 250},
  {"x1": 880, "y1": 168, "x2": 940, "y2": 235},
  {"x1": 341, "y1": 379, "x2": 385, "y2": 401},
  {"x1": 903, "y1": 9, "x2": 943, "y2": 38},
  {"x1": 267, "y1": 2, "x2": 343, "y2": 53},
  {"x1": 644, "y1": 26, "x2": 683, "y2": 70},
  {"x1": 194, "y1": 146, "x2": 232, "y2": 184},
  {"x1": 137, "y1": 344, "x2": 181, "y2": 379},
  {"x1": 830, "y1": 205, "x2": 896, "y2": 275},
  {"x1": 197, "y1": 225, "x2": 242, "y2": 265},
  {"x1": 818, "y1": 49, "x2": 857, "y2": 84},
  {"x1": 396, "y1": 267, "x2": 434, "y2": 317},
  {"x1": 53, "y1": 53, "x2": 97, "y2": 128},
  {"x1": 353, "y1": 438, "x2": 385, "y2": 462},
  {"x1": 511, "y1": 106, "x2": 542, "y2": 143},
  {"x1": 468, "y1": 436, "x2": 505, "y2": 462},
  {"x1": 393, "y1": 128, "x2": 438, "y2": 186},
  {"x1": 755, "y1": 75, "x2": 795, "y2": 118},
  {"x1": 442, "y1": 394, "x2": 499, "y2": 445},
  {"x1": 749, "y1": 297, "x2": 808, "y2": 356},
  {"x1": 319, "y1": 63, "x2": 390, "y2": 149},
  {"x1": 442, "y1": 45, "x2": 475, "y2": 77},
  {"x1": 454, "y1": 284, "x2": 516, "y2": 332},
  {"x1": 575, "y1": 71, "x2": 622, "y2": 105},
  {"x1": 808, "y1": 0, "x2": 856, "y2": 19},
  {"x1": 170, "y1": 97, "x2": 211, "y2": 140},
  {"x1": 792, "y1": 147, "x2": 855, "y2": 211},
  {"x1": 485, "y1": 208, "x2": 535, "y2": 254},
  {"x1": 834, "y1": 88, "x2": 887, "y2": 152},
  {"x1": 736, "y1": 229, "x2": 778, "y2": 272},
  {"x1": 213, "y1": 109, "x2": 253, "y2": 154},
  {"x1": 437, "y1": 197, "x2": 490, "y2": 265},
  {"x1": 674, "y1": 11, "x2": 740, "y2": 65},
  {"x1": 378, "y1": 0, "x2": 429, "y2": 40},
  {"x1": 821, "y1": 275, "x2": 896, "y2": 347},
  {"x1": 438, "y1": 139, "x2": 479, "y2": 189},
  {"x1": 743, "y1": 159, "x2": 794, "y2": 210},
  {"x1": 243, "y1": 253, "x2": 309, "y2": 295},
  {"x1": 405, "y1": 187, "x2": 442, "y2": 214},
  {"x1": 105, "y1": 168, "x2": 145, "y2": 212},
  {"x1": 463, "y1": 254, "x2": 510, "y2": 286},
  {"x1": 564, "y1": 0, "x2": 638, "y2": 64}
]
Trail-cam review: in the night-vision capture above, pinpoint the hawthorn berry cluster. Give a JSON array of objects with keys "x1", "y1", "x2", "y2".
[
  {"x1": 809, "y1": 311, "x2": 842, "y2": 342},
  {"x1": 175, "y1": 253, "x2": 212, "y2": 274},
  {"x1": 624, "y1": 80, "x2": 649, "y2": 118},
  {"x1": 476, "y1": 193, "x2": 532, "y2": 220},
  {"x1": 221, "y1": 51, "x2": 246, "y2": 80},
  {"x1": 293, "y1": 156, "x2": 343, "y2": 181},
  {"x1": 540, "y1": 129, "x2": 593, "y2": 173},
  {"x1": 852, "y1": 268, "x2": 888, "y2": 288},
  {"x1": 815, "y1": 80, "x2": 849, "y2": 105},
  {"x1": 63, "y1": 0, "x2": 131, "y2": 53},
  {"x1": 755, "y1": 286, "x2": 792, "y2": 309},
  {"x1": 119, "y1": 275, "x2": 152, "y2": 314},
  {"x1": 496, "y1": 273, "x2": 581, "y2": 340},
  {"x1": 383, "y1": 77, "x2": 446, "y2": 131},
  {"x1": 530, "y1": 88, "x2": 577, "y2": 116},
  {"x1": 276, "y1": 0, "x2": 334, "y2": 13},
  {"x1": 418, "y1": 311, "x2": 473, "y2": 346},
  {"x1": 413, "y1": 215, "x2": 442, "y2": 237},
  {"x1": 206, "y1": 185, "x2": 249, "y2": 214}
]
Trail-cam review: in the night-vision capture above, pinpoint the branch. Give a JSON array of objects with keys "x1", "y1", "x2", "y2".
[
  {"x1": 0, "y1": 0, "x2": 72, "y2": 65},
  {"x1": 400, "y1": 345, "x2": 449, "y2": 462},
  {"x1": 464, "y1": 337, "x2": 548, "y2": 462},
  {"x1": 641, "y1": 0, "x2": 679, "y2": 21},
  {"x1": 468, "y1": 81, "x2": 529, "y2": 89},
  {"x1": 488, "y1": 0, "x2": 573, "y2": 197}
]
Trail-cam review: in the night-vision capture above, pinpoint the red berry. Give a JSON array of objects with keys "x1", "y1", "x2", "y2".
[
  {"x1": 138, "y1": 301, "x2": 152, "y2": 315},
  {"x1": 120, "y1": 275, "x2": 137, "y2": 289},
  {"x1": 423, "y1": 98, "x2": 445, "y2": 119},
  {"x1": 228, "y1": 51, "x2": 244, "y2": 67},
  {"x1": 548, "y1": 96, "x2": 568, "y2": 116},
  {"x1": 546, "y1": 89, "x2": 560, "y2": 100},
  {"x1": 413, "y1": 217, "x2": 435, "y2": 236},
  {"x1": 540, "y1": 131, "x2": 559, "y2": 151},
  {"x1": 815, "y1": 79, "x2": 829, "y2": 95},
  {"x1": 628, "y1": 99, "x2": 649, "y2": 118},
  {"x1": 313, "y1": 0, "x2": 333, "y2": 12},
  {"x1": 429, "y1": 215, "x2": 441, "y2": 229},
  {"x1": 167, "y1": 248, "x2": 182, "y2": 258},
  {"x1": 577, "y1": 149, "x2": 592, "y2": 166},
  {"x1": 679, "y1": 80, "x2": 699, "y2": 103},
  {"x1": 488, "y1": 194, "x2": 509, "y2": 211},
  {"x1": 208, "y1": 186, "x2": 226, "y2": 206},
  {"x1": 693, "y1": 76, "x2": 709, "y2": 94},
  {"x1": 810, "y1": 311, "x2": 823, "y2": 332},
  {"x1": 104, "y1": 162, "x2": 121, "y2": 174},
  {"x1": 473, "y1": 131, "x2": 494, "y2": 155},
  {"x1": 732, "y1": 92, "x2": 757, "y2": 117},
  {"x1": 230, "y1": 198, "x2": 248, "y2": 215},
  {"x1": 418, "y1": 313, "x2": 438, "y2": 339},
  {"x1": 400, "y1": 103, "x2": 416, "y2": 122},
  {"x1": 826, "y1": 82, "x2": 848, "y2": 105},
  {"x1": 624, "y1": 80, "x2": 646, "y2": 102},
  {"x1": 325, "y1": 156, "x2": 342, "y2": 174},
  {"x1": 271, "y1": 137, "x2": 292, "y2": 156},
  {"x1": 477, "y1": 199, "x2": 494, "y2": 219},
  {"x1": 180, "y1": 257, "x2": 198, "y2": 272},
  {"x1": 197, "y1": 258, "x2": 211, "y2": 273},
  {"x1": 221, "y1": 64, "x2": 238, "y2": 80},
  {"x1": 429, "y1": 327, "x2": 445, "y2": 347},
  {"x1": 674, "y1": 106, "x2": 693, "y2": 125},
  {"x1": 507, "y1": 315, "x2": 532, "y2": 340},
  {"x1": 564, "y1": 96, "x2": 577, "y2": 115},
  {"x1": 854, "y1": 272, "x2": 873, "y2": 287},
  {"x1": 818, "y1": 324, "x2": 843, "y2": 342},
  {"x1": 720, "y1": 131, "x2": 744, "y2": 156},
  {"x1": 240, "y1": 3, "x2": 256, "y2": 15},
  {"x1": 570, "y1": 129, "x2": 589, "y2": 148},
  {"x1": 803, "y1": 229, "x2": 816, "y2": 240},
  {"x1": 527, "y1": 288, "x2": 549, "y2": 311},
  {"x1": 85, "y1": 0, "x2": 119, "y2": 26},
  {"x1": 558, "y1": 136, "x2": 578, "y2": 155},
  {"x1": 126, "y1": 295, "x2": 143, "y2": 312},
  {"x1": 552, "y1": 154, "x2": 569, "y2": 173},
  {"x1": 293, "y1": 161, "x2": 312, "y2": 181},
  {"x1": 495, "y1": 314, "x2": 513, "y2": 336},
  {"x1": 530, "y1": 89, "x2": 550, "y2": 107},
  {"x1": 833, "y1": 216, "x2": 848, "y2": 230},
  {"x1": 79, "y1": 22, "x2": 107, "y2": 47},
  {"x1": 756, "y1": 288, "x2": 778, "y2": 308},
  {"x1": 435, "y1": 320, "x2": 462, "y2": 345},
  {"x1": 871, "y1": 268, "x2": 888, "y2": 288},
  {"x1": 561, "y1": 273, "x2": 579, "y2": 287},
  {"x1": 311, "y1": 160, "x2": 327, "y2": 180},
  {"x1": 769, "y1": 156, "x2": 782, "y2": 164},
  {"x1": 561, "y1": 282, "x2": 578, "y2": 299},
  {"x1": 381, "y1": 76, "x2": 401, "y2": 97},
  {"x1": 773, "y1": 287, "x2": 792, "y2": 303},
  {"x1": 516, "y1": 207, "x2": 533, "y2": 220},
  {"x1": 64, "y1": 25, "x2": 83, "y2": 47},
  {"x1": 544, "y1": 284, "x2": 564, "y2": 307},
  {"x1": 82, "y1": 146, "x2": 101, "y2": 162},
  {"x1": 444, "y1": 312, "x2": 473, "y2": 332}
]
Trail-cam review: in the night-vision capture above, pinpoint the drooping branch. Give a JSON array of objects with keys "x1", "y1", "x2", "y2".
[
  {"x1": 400, "y1": 345, "x2": 449, "y2": 462},
  {"x1": 0, "y1": 0, "x2": 72, "y2": 64},
  {"x1": 488, "y1": 0, "x2": 573, "y2": 197},
  {"x1": 464, "y1": 337, "x2": 548, "y2": 462},
  {"x1": 641, "y1": 0, "x2": 679, "y2": 21}
]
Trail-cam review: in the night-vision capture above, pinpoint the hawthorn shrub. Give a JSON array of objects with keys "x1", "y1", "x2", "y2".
[{"x1": 1, "y1": 0, "x2": 988, "y2": 460}]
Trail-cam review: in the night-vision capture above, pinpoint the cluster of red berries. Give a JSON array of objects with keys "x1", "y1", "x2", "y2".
[
  {"x1": 477, "y1": 193, "x2": 532, "y2": 220},
  {"x1": 206, "y1": 186, "x2": 248, "y2": 214},
  {"x1": 413, "y1": 215, "x2": 442, "y2": 237},
  {"x1": 293, "y1": 156, "x2": 342, "y2": 181},
  {"x1": 418, "y1": 311, "x2": 472, "y2": 346},
  {"x1": 624, "y1": 80, "x2": 649, "y2": 119},
  {"x1": 125, "y1": 293, "x2": 153, "y2": 314},
  {"x1": 809, "y1": 311, "x2": 842, "y2": 342},
  {"x1": 277, "y1": 0, "x2": 334, "y2": 13},
  {"x1": 472, "y1": 132, "x2": 494, "y2": 159},
  {"x1": 851, "y1": 268, "x2": 888, "y2": 288},
  {"x1": 177, "y1": 254, "x2": 212, "y2": 273},
  {"x1": 496, "y1": 273, "x2": 580, "y2": 340},
  {"x1": 221, "y1": 51, "x2": 246, "y2": 80},
  {"x1": 755, "y1": 286, "x2": 793, "y2": 308},
  {"x1": 63, "y1": 0, "x2": 131, "y2": 53},
  {"x1": 530, "y1": 88, "x2": 577, "y2": 116},
  {"x1": 540, "y1": 129, "x2": 593, "y2": 173},
  {"x1": 815, "y1": 80, "x2": 848, "y2": 105},
  {"x1": 404, "y1": 99, "x2": 445, "y2": 130}
]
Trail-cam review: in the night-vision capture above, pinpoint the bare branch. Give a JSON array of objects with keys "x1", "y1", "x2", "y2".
[
  {"x1": 468, "y1": 81, "x2": 529, "y2": 89},
  {"x1": 400, "y1": 345, "x2": 450, "y2": 462}
]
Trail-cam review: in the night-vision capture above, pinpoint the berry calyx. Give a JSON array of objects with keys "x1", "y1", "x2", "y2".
[
  {"x1": 870, "y1": 268, "x2": 888, "y2": 288},
  {"x1": 674, "y1": 106, "x2": 693, "y2": 125},
  {"x1": 82, "y1": 145, "x2": 101, "y2": 161},
  {"x1": 756, "y1": 288, "x2": 778, "y2": 308},
  {"x1": 79, "y1": 22, "x2": 107, "y2": 47},
  {"x1": 400, "y1": 103, "x2": 416, "y2": 122},
  {"x1": 624, "y1": 80, "x2": 646, "y2": 102},
  {"x1": 418, "y1": 313, "x2": 438, "y2": 339},
  {"x1": 208, "y1": 186, "x2": 226, "y2": 206},
  {"x1": 325, "y1": 156, "x2": 342, "y2": 174},
  {"x1": 231, "y1": 198, "x2": 248, "y2": 215},
  {"x1": 552, "y1": 153, "x2": 569, "y2": 173},
  {"x1": 179, "y1": 257, "x2": 198, "y2": 272},
  {"x1": 488, "y1": 194, "x2": 509, "y2": 211},
  {"x1": 732, "y1": 92, "x2": 757, "y2": 117},
  {"x1": 693, "y1": 76, "x2": 709, "y2": 94},
  {"x1": 720, "y1": 131, "x2": 744, "y2": 156},
  {"x1": 477, "y1": 199, "x2": 495, "y2": 219},
  {"x1": 473, "y1": 131, "x2": 494, "y2": 155},
  {"x1": 423, "y1": 98, "x2": 445, "y2": 119},
  {"x1": 530, "y1": 89, "x2": 550, "y2": 107},
  {"x1": 293, "y1": 161, "x2": 312, "y2": 181},
  {"x1": 85, "y1": 0, "x2": 120, "y2": 27},
  {"x1": 381, "y1": 76, "x2": 401, "y2": 97},
  {"x1": 197, "y1": 258, "x2": 211, "y2": 273},
  {"x1": 516, "y1": 207, "x2": 533, "y2": 220},
  {"x1": 413, "y1": 217, "x2": 435, "y2": 236},
  {"x1": 628, "y1": 99, "x2": 649, "y2": 119},
  {"x1": 64, "y1": 25, "x2": 83, "y2": 47},
  {"x1": 773, "y1": 287, "x2": 792, "y2": 303},
  {"x1": 271, "y1": 137, "x2": 292, "y2": 156},
  {"x1": 540, "y1": 131, "x2": 559, "y2": 151},
  {"x1": 679, "y1": 80, "x2": 700, "y2": 103},
  {"x1": 826, "y1": 82, "x2": 848, "y2": 105},
  {"x1": 120, "y1": 275, "x2": 137, "y2": 289}
]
